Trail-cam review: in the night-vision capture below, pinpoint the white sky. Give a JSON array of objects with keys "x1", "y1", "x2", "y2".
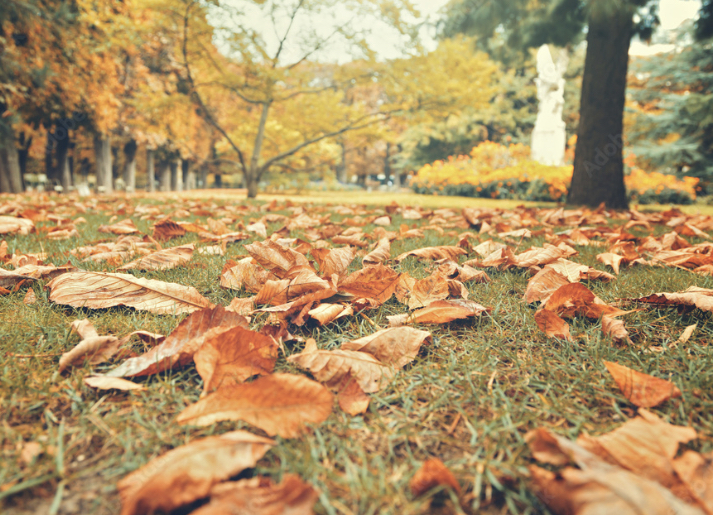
[{"x1": 220, "y1": 0, "x2": 702, "y2": 63}]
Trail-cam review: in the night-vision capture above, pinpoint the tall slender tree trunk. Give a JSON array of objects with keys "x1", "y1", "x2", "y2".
[
  {"x1": 567, "y1": 5, "x2": 632, "y2": 209},
  {"x1": 199, "y1": 167, "x2": 208, "y2": 188},
  {"x1": 45, "y1": 131, "x2": 55, "y2": 188},
  {"x1": 214, "y1": 173, "x2": 222, "y2": 188},
  {"x1": 147, "y1": 149, "x2": 155, "y2": 192},
  {"x1": 93, "y1": 135, "x2": 113, "y2": 193},
  {"x1": 56, "y1": 127, "x2": 71, "y2": 192},
  {"x1": 336, "y1": 140, "x2": 347, "y2": 183},
  {"x1": 0, "y1": 128, "x2": 23, "y2": 193},
  {"x1": 123, "y1": 140, "x2": 137, "y2": 192},
  {"x1": 181, "y1": 159, "x2": 191, "y2": 191},
  {"x1": 159, "y1": 161, "x2": 171, "y2": 192},
  {"x1": 18, "y1": 132, "x2": 30, "y2": 191},
  {"x1": 384, "y1": 142, "x2": 392, "y2": 186},
  {"x1": 170, "y1": 159, "x2": 182, "y2": 192},
  {"x1": 246, "y1": 102, "x2": 271, "y2": 198}
]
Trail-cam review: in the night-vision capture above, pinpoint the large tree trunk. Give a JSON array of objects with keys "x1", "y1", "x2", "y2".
[
  {"x1": 0, "y1": 128, "x2": 23, "y2": 193},
  {"x1": 56, "y1": 127, "x2": 71, "y2": 192},
  {"x1": 567, "y1": 5, "x2": 632, "y2": 209},
  {"x1": 147, "y1": 149, "x2": 155, "y2": 192},
  {"x1": 247, "y1": 173, "x2": 259, "y2": 198},
  {"x1": 123, "y1": 140, "x2": 137, "y2": 192},
  {"x1": 18, "y1": 132, "x2": 30, "y2": 190},
  {"x1": 214, "y1": 173, "x2": 222, "y2": 188},
  {"x1": 170, "y1": 159, "x2": 182, "y2": 192},
  {"x1": 199, "y1": 167, "x2": 208, "y2": 188},
  {"x1": 93, "y1": 135, "x2": 113, "y2": 194},
  {"x1": 336, "y1": 140, "x2": 347, "y2": 183},
  {"x1": 159, "y1": 161, "x2": 171, "y2": 192}
]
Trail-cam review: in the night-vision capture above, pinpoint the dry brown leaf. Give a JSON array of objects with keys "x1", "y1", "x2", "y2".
[
  {"x1": 472, "y1": 239, "x2": 507, "y2": 258},
  {"x1": 226, "y1": 295, "x2": 256, "y2": 315},
  {"x1": 406, "y1": 273, "x2": 450, "y2": 309},
  {"x1": 545, "y1": 258, "x2": 616, "y2": 282},
  {"x1": 514, "y1": 245, "x2": 566, "y2": 268},
  {"x1": 677, "y1": 323, "x2": 697, "y2": 345},
  {"x1": 362, "y1": 237, "x2": 391, "y2": 266},
  {"x1": 597, "y1": 252, "x2": 626, "y2": 274},
  {"x1": 636, "y1": 286, "x2": 713, "y2": 313},
  {"x1": 534, "y1": 309, "x2": 573, "y2": 340},
  {"x1": 394, "y1": 246, "x2": 467, "y2": 263},
  {"x1": 193, "y1": 326, "x2": 279, "y2": 393},
  {"x1": 339, "y1": 264, "x2": 401, "y2": 305},
  {"x1": 288, "y1": 339, "x2": 394, "y2": 393},
  {"x1": 544, "y1": 282, "x2": 626, "y2": 319},
  {"x1": 601, "y1": 316, "x2": 632, "y2": 344},
  {"x1": 151, "y1": 218, "x2": 186, "y2": 240},
  {"x1": 254, "y1": 268, "x2": 334, "y2": 307},
  {"x1": 84, "y1": 376, "x2": 145, "y2": 391},
  {"x1": 117, "y1": 430, "x2": 275, "y2": 515},
  {"x1": 176, "y1": 373, "x2": 333, "y2": 438},
  {"x1": 0, "y1": 216, "x2": 34, "y2": 235},
  {"x1": 118, "y1": 244, "x2": 194, "y2": 271},
  {"x1": 388, "y1": 299, "x2": 488, "y2": 326},
  {"x1": 221, "y1": 257, "x2": 272, "y2": 293},
  {"x1": 46, "y1": 272, "x2": 214, "y2": 315},
  {"x1": 603, "y1": 360, "x2": 681, "y2": 407},
  {"x1": 341, "y1": 327, "x2": 430, "y2": 368},
  {"x1": 244, "y1": 240, "x2": 311, "y2": 278},
  {"x1": 409, "y1": 458, "x2": 462, "y2": 497},
  {"x1": 246, "y1": 221, "x2": 268, "y2": 239},
  {"x1": 311, "y1": 246, "x2": 356, "y2": 277},
  {"x1": 59, "y1": 335, "x2": 122, "y2": 373},
  {"x1": 23, "y1": 288, "x2": 36, "y2": 304},
  {"x1": 98, "y1": 219, "x2": 139, "y2": 235},
  {"x1": 190, "y1": 474, "x2": 318, "y2": 515},
  {"x1": 307, "y1": 303, "x2": 352, "y2": 325},
  {"x1": 525, "y1": 268, "x2": 570, "y2": 304},
  {"x1": 106, "y1": 306, "x2": 248, "y2": 377},
  {"x1": 335, "y1": 374, "x2": 370, "y2": 415},
  {"x1": 437, "y1": 260, "x2": 489, "y2": 283}
]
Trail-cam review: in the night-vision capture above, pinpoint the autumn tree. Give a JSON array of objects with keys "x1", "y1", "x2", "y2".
[{"x1": 444, "y1": 0, "x2": 713, "y2": 208}]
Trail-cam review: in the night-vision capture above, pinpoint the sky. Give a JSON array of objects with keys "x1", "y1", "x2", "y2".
[{"x1": 220, "y1": 0, "x2": 703, "y2": 64}]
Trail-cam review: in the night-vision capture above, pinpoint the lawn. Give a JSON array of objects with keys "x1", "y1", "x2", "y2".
[{"x1": 1, "y1": 191, "x2": 712, "y2": 515}]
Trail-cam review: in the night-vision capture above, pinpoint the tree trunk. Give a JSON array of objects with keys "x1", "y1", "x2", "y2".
[
  {"x1": 567, "y1": 6, "x2": 632, "y2": 209},
  {"x1": 18, "y1": 132, "x2": 30, "y2": 190},
  {"x1": 181, "y1": 159, "x2": 191, "y2": 191},
  {"x1": 336, "y1": 140, "x2": 347, "y2": 183},
  {"x1": 123, "y1": 140, "x2": 137, "y2": 192},
  {"x1": 56, "y1": 127, "x2": 71, "y2": 192},
  {"x1": 147, "y1": 149, "x2": 155, "y2": 192},
  {"x1": 93, "y1": 135, "x2": 113, "y2": 193},
  {"x1": 384, "y1": 142, "x2": 392, "y2": 186},
  {"x1": 159, "y1": 161, "x2": 171, "y2": 192},
  {"x1": 45, "y1": 131, "x2": 55, "y2": 188},
  {"x1": 0, "y1": 128, "x2": 23, "y2": 193},
  {"x1": 247, "y1": 173, "x2": 259, "y2": 198},
  {"x1": 199, "y1": 167, "x2": 208, "y2": 188},
  {"x1": 170, "y1": 159, "x2": 182, "y2": 192},
  {"x1": 214, "y1": 173, "x2": 222, "y2": 188}
]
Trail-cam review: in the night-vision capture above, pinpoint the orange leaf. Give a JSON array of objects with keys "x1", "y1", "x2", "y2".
[
  {"x1": 604, "y1": 361, "x2": 681, "y2": 408},
  {"x1": 409, "y1": 458, "x2": 461, "y2": 497}
]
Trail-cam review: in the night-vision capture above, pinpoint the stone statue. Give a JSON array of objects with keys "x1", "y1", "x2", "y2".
[{"x1": 531, "y1": 45, "x2": 568, "y2": 166}]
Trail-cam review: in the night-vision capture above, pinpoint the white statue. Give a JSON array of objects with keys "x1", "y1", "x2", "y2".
[{"x1": 531, "y1": 45, "x2": 568, "y2": 166}]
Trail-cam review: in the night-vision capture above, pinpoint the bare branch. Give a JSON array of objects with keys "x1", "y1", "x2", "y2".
[
  {"x1": 272, "y1": 0, "x2": 306, "y2": 67},
  {"x1": 182, "y1": 1, "x2": 247, "y2": 174}
]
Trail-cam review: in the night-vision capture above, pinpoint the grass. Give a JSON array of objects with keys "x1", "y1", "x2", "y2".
[{"x1": 1, "y1": 192, "x2": 713, "y2": 515}]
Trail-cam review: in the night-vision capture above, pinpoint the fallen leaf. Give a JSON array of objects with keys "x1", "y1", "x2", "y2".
[
  {"x1": 395, "y1": 246, "x2": 467, "y2": 263},
  {"x1": 409, "y1": 458, "x2": 462, "y2": 497},
  {"x1": 340, "y1": 327, "x2": 431, "y2": 368},
  {"x1": 220, "y1": 257, "x2": 272, "y2": 293},
  {"x1": 406, "y1": 273, "x2": 450, "y2": 309},
  {"x1": 534, "y1": 310, "x2": 572, "y2": 340},
  {"x1": 307, "y1": 303, "x2": 353, "y2": 325},
  {"x1": 244, "y1": 240, "x2": 311, "y2": 278},
  {"x1": 106, "y1": 306, "x2": 248, "y2": 377},
  {"x1": 311, "y1": 246, "x2": 356, "y2": 277},
  {"x1": 117, "y1": 430, "x2": 275, "y2": 515},
  {"x1": 118, "y1": 244, "x2": 194, "y2": 271},
  {"x1": 339, "y1": 264, "x2": 401, "y2": 305},
  {"x1": 676, "y1": 323, "x2": 697, "y2": 345},
  {"x1": 176, "y1": 373, "x2": 333, "y2": 438},
  {"x1": 603, "y1": 360, "x2": 681, "y2": 407},
  {"x1": 98, "y1": 219, "x2": 139, "y2": 235},
  {"x1": 288, "y1": 339, "x2": 394, "y2": 393},
  {"x1": 636, "y1": 286, "x2": 713, "y2": 313},
  {"x1": 23, "y1": 288, "x2": 36, "y2": 304},
  {"x1": 601, "y1": 316, "x2": 632, "y2": 344},
  {"x1": 388, "y1": 299, "x2": 488, "y2": 326},
  {"x1": 0, "y1": 216, "x2": 34, "y2": 235},
  {"x1": 362, "y1": 237, "x2": 391, "y2": 266},
  {"x1": 84, "y1": 376, "x2": 145, "y2": 391},
  {"x1": 437, "y1": 260, "x2": 489, "y2": 283},
  {"x1": 190, "y1": 474, "x2": 318, "y2": 515},
  {"x1": 46, "y1": 272, "x2": 214, "y2": 315},
  {"x1": 193, "y1": 326, "x2": 279, "y2": 393},
  {"x1": 151, "y1": 218, "x2": 186, "y2": 240},
  {"x1": 525, "y1": 268, "x2": 570, "y2": 304},
  {"x1": 544, "y1": 283, "x2": 626, "y2": 319},
  {"x1": 335, "y1": 374, "x2": 370, "y2": 415}
]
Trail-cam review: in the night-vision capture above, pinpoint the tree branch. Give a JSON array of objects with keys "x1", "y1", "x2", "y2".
[
  {"x1": 182, "y1": 1, "x2": 247, "y2": 174},
  {"x1": 272, "y1": 0, "x2": 305, "y2": 67}
]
